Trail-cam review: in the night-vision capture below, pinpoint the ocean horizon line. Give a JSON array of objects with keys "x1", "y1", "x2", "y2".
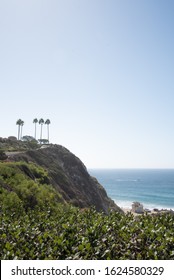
[
  {"x1": 88, "y1": 167, "x2": 174, "y2": 170},
  {"x1": 89, "y1": 169, "x2": 174, "y2": 211}
]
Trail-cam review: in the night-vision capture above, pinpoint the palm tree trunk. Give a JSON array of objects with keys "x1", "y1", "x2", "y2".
[
  {"x1": 18, "y1": 125, "x2": 20, "y2": 140},
  {"x1": 20, "y1": 126, "x2": 23, "y2": 139},
  {"x1": 40, "y1": 124, "x2": 43, "y2": 139},
  {"x1": 35, "y1": 123, "x2": 37, "y2": 139},
  {"x1": 47, "y1": 125, "x2": 49, "y2": 143}
]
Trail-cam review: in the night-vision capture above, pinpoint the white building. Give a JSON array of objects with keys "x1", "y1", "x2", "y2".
[{"x1": 132, "y1": 201, "x2": 144, "y2": 213}]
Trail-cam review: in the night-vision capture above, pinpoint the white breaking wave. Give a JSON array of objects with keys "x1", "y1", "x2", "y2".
[{"x1": 114, "y1": 199, "x2": 174, "y2": 211}]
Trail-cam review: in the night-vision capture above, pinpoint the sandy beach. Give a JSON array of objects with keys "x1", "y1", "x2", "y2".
[{"x1": 121, "y1": 207, "x2": 174, "y2": 216}]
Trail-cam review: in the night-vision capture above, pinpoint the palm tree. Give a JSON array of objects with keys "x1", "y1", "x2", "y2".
[
  {"x1": 33, "y1": 118, "x2": 38, "y2": 139},
  {"x1": 20, "y1": 120, "x2": 24, "y2": 139},
  {"x1": 16, "y1": 119, "x2": 22, "y2": 140},
  {"x1": 45, "y1": 119, "x2": 51, "y2": 143},
  {"x1": 39, "y1": 118, "x2": 44, "y2": 140}
]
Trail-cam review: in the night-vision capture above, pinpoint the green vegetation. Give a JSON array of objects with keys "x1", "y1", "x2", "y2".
[
  {"x1": 0, "y1": 161, "x2": 63, "y2": 212},
  {"x1": 0, "y1": 150, "x2": 7, "y2": 160},
  {"x1": 0, "y1": 136, "x2": 40, "y2": 152},
  {"x1": 1, "y1": 204, "x2": 174, "y2": 260},
  {"x1": 0, "y1": 160, "x2": 174, "y2": 260},
  {"x1": 0, "y1": 161, "x2": 174, "y2": 260}
]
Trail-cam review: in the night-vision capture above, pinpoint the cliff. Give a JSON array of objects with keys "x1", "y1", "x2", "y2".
[
  {"x1": 5, "y1": 144, "x2": 121, "y2": 213},
  {"x1": 0, "y1": 137, "x2": 122, "y2": 213}
]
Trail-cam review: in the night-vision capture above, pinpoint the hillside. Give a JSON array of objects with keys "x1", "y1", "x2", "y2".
[
  {"x1": 0, "y1": 137, "x2": 122, "y2": 213},
  {"x1": 1, "y1": 137, "x2": 174, "y2": 260}
]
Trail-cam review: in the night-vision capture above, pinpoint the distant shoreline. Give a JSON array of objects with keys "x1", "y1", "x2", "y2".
[
  {"x1": 89, "y1": 169, "x2": 174, "y2": 212},
  {"x1": 115, "y1": 200, "x2": 174, "y2": 212},
  {"x1": 121, "y1": 207, "x2": 174, "y2": 216}
]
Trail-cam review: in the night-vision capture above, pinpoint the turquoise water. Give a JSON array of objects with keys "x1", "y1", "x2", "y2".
[{"x1": 89, "y1": 169, "x2": 174, "y2": 210}]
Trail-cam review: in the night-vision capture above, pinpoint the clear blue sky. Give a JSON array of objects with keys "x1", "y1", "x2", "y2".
[{"x1": 1, "y1": 0, "x2": 174, "y2": 168}]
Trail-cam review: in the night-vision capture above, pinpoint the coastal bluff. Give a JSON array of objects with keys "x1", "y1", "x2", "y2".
[{"x1": 7, "y1": 144, "x2": 122, "y2": 213}]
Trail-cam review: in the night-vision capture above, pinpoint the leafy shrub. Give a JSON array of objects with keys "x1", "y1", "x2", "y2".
[
  {"x1": 0, "y1": 205, "x2": 174, "y2": 260},
  {"x1": 0, "y1": 150, "x2": 7, "y2": 160},
  {"x1": 0, "y1": 162, "x2": 63, "y2": 211},
  {"x1": 0, "y1": 188, "x2": 24, "y2": 215},
  {"x1": 0, "y1": 161, "x2": 174, "y2": 260}
]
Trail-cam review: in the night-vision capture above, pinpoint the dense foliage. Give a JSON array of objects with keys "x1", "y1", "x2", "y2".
[
  {"x1": 0, "y1": 162, "x2": 63, "y2": 212},
  {"x1": 1, "y1": 206, "x2": 174, "y2": 259},
  {"x1": 0, "y1": 136, "x2": 40, "y2": 152},
  {"x1": 0, "y1": 162, "x2": 174, "y2": 260}
]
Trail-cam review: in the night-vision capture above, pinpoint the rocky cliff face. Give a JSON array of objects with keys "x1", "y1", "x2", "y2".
[{"x1": 10, "y1": 144, "x2": 122, "y2": 213}]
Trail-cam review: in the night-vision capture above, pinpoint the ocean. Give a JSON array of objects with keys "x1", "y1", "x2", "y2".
[{"x1": 88, "y1": 169, "x2": 174, "y2": 211}]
